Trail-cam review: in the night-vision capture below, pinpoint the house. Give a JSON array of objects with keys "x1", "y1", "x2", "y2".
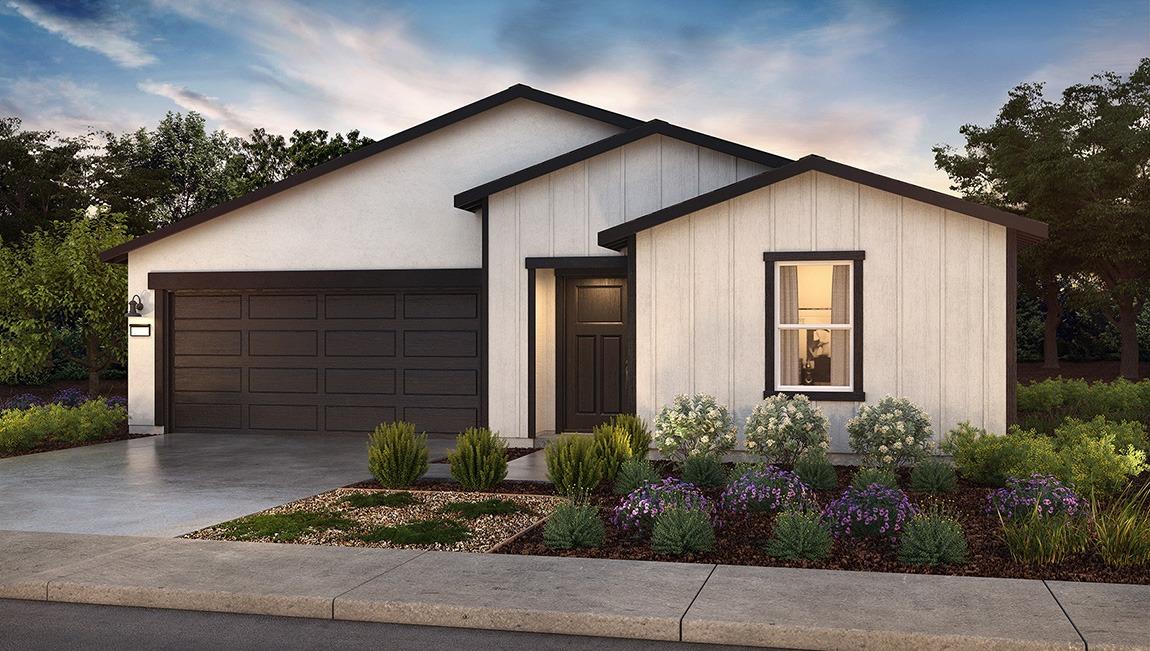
[{"x1": 101, "y1": 84, "x2": 1048, "y2": 451}]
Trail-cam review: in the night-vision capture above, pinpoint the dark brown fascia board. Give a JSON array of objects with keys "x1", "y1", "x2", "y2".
[
  {"x1": 453, "y1": 119, "x2": 794, "y2": 211},
  {"x1": 148, "y1": 268, "x2": 481, "y2": 290},
  {"x1": 597, "y1": 155, "x2": 1050, "y2": 250},
  {"x1": 524, "y1": 256, "x2": 627, "y2": 270},
  {"x1": 101, "y1": 84, "x2": 644, "y2": 264}
]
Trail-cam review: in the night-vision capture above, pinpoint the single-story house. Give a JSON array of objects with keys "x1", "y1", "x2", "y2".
[{"x1": 102, "y1": 84, "x2": 1048, "y2": 451}]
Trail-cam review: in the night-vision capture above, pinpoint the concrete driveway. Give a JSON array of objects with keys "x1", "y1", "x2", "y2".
[{"x1": 0, "y1": 432, "x2": 455, "y2": 537}]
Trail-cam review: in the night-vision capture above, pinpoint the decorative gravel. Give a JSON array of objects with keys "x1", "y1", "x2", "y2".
[{"x1": 185, "y1": 488, "x2": 565, "y2": 553}]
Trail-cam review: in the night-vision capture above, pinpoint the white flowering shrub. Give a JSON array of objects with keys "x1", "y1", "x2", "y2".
[
  {"x1": 744, "y1": 394, "x2": 830, "y2": 466},
  {"x1": 653, "y1": 394, "x2": 736, "y2": 463},
  {"x1": 846, "y1": 396, "x2": 933, "y2": 469}
]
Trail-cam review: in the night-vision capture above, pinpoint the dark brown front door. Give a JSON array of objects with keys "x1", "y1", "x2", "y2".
[{"x1": 558, "y1": 276, "x2": 628, "y2": 431}]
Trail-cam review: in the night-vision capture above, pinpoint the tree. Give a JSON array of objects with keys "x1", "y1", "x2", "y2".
[
  {"x1": 0, "y1": 210, "x2": 129, "y2": 394},
  {"x1": 230, "y1": 128, "x2": 372, "y2": 196},
  {"x1": 935, "y1": 58, "x2": 1150, "y2": 379},
  {"x1": 0, "y1": 117, "x2": 92, "y2": 243}
]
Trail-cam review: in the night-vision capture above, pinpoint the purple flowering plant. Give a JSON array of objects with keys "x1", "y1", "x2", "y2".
[
  {"x1": 822, "y1": 484, "x2": 916, "y2": 542},
  {"x1": 50, "y1": 388, "x2": 90, "y2": 407},
  {"x1": 104, "y1": 396, "x2": 128, "y2": 409},
  {"x1": 987, "y1": 474, "x2": 1083, "y2": 521},
  {"x1": 1, "y1": 393, "x2": 44, "y2": 411},
  {"x1": 612, "y1": 478, "x2": 710, "y2": 532},
  {"x1": 720, "y1": 465, "x2": 811, "y2": 516}
]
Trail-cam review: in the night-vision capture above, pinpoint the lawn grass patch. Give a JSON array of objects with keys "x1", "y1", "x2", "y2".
[
  {"x1": 341, "y1": 491, "x2": 419, "y2": 509},
  {"x1": 215, "y1": 511, "x2": 355, "y2": 542},
  {"x1": 357, "y1": 519, "x2": 471, "y2": 545},
  {"x1": 440, "y1": 498, "x2": 525, "y2": 519}
]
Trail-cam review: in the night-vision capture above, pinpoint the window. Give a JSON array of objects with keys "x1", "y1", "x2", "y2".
[{"x1": 764, "y1": 251, "x2": 864, "y2": 401}]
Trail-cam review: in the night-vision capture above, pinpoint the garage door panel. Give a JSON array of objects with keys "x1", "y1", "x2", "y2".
[
  {"x1": 325, "y1": 368, "x2": 396, "y2": 394},
  {"x1": 325, "y1": 405, "x2": 397, "y2": 433},
  {"x1": 402, "y1": 407, "x2": 478, "y2": 434},
  {"x1": 325, "y1": 294, "x2": 397, "y2": 319},
  {"x1": 325, "y1": 330, "x2": 396, "y2": 356},
  {"x1": 249, "y1": 330, "x2": 318, "y2": 356},
  {"x1": 174, "y1": 403, "x2": 242, "y2": 430},
  {"x1": 250, "y1": 404, "x2": 318, "y2": 431},
  {"x1": 403, "y1": 369, "x2": 478, "y2": 396},
  {"x1": 249, "y1": 295, "x2": 317, "y2": 319},
  {"x1": 249, "y1": 368, "x2": 318, "y2": 393},
  {"x1": 173, "y1": 367, "x2": 241, "y2": 392},
  {"x1": 404, "y1": 330, "x2": 478, "y2": 357},
  {"x1": 404, "y1": 293, "x2": 478, "y2": 319},
  {"x1": 173, "y1": 295, "x2": 241, "y2": 320},
  {"x1": 174, "y1": 330, "x2": 241, "y2": 356}
]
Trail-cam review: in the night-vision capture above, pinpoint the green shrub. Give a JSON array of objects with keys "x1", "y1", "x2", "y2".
[
  {"x1": 448, "y1": 427, "x2": 508, "y2": 491},
  {"x1": 898, "y1": 510, "x2": 968, "y2": 566},
  {"x1": 592, "y1": 423, "x2": 633, "y2": 483},
  {"x1": 543, "y1": 503, "x2": 605, "y2": 549},
  {"x1": 1018, "y1": 378, "x2": 1150, "y2": 433},
  {"x1": 546, "y1": 434, "x2": 605, "y2": 496},
  {"x1": 851, "y1": 466, "x2": 898, "y2": 490},
  {"x1": 0, "y1": 399, "x2": 126, "y2": 453},
  {"x1": 1092, "y1": 483, "x2": 1150, "y2": 567},
  {"x1": 1000, "y1": 507, "x2": 1089, "y2": 565},
  {"x1": 651, "y1": 508, "x2": 715, "y2": 555},
  {"x1": 942, "y1": 422, "x2": 1059, "y2": 486},
  {"x1": 441, "y1": 498, "x2": 523, "y2": 519},
  {"x1": 681, "y1": 454, "x2": 725, "y2": 488},
  {"x1": 358, "y1": 519, "x2": 471, "y2": 545},
  {"x1": 215, "y1": 511, "x2": 355, "y2": 542},
  {"x1": 765, "y1": 509, "x2": 833, "y2": 561},
  {"x1": 608, "y1": 414, "x2": 652, "y2": 460},
  {"x1": 613, "y1": 457, "x2": 659, "y2": 495},
  {"x1": 794, "y1": 452, "x2": 838, "y2": 490},
  {"x1": 909, "y1": 457, "x2": 957, "y2": 493},
  {"x1": 846, "y1": 396, "x2": 933, "y2": 469},
  {"x1": 341, "y1": 491, "x2": 419, "y2": 508},
  {"x1": 1053, "y1": 417, "x2": 1147, "y2": 496},
  {"x1": 367, "y1": 421, "x2": 429, "y2": 488}
]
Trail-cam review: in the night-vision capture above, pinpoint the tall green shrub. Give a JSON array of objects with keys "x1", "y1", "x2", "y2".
[
  {"x1": 448, "y1": 427, "x2": 507, "y2": 491},
  {"x1": 608, "y1": 414, "x2": 651, "y2": 460},
  {"x1": 591, "y1": 423, "x2": 632, "y2": 483},
  {"x1": 1017, "y1": 378, "x2": 1150, "y2": 433},
  {"x1": 545, "y1": 434, "x2": 604, "y2": 496},
  {"x1": 367, "y1": 421, "x2": 428, "y2": 488}
]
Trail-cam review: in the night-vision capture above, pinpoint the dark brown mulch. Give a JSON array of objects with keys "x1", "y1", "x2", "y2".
[
  {"x1": 0, "y1": 378, "x2": 128, "y2": 402},
  {"x1": 493, "y1": 464, "x2": 1150, "y2": 585},
  {"x1": 1019, "y1": 361, "x2": 1150, "y2": 384},
  {"x1": 0, "y1": 421, "x2": 155, "y2": 459},
  {"x1": 430, "y1": 447, "x2": 540, "y2": 464}
]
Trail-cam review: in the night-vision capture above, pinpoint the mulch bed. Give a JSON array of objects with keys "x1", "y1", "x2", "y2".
[
  {"x1": 494, "y1": 464, "x2": 1150, "y2": 585},
  {"x1": 431, "y1": 447, "x2": 540, "y2": 464}
]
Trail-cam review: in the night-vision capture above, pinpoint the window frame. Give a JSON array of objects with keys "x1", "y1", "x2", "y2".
[{"x1": 763, "y1": 251, "x2": 865, "y2": 401}]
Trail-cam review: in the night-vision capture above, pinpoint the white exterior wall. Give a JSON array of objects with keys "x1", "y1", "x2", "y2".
[
  {"x1": 487, "y1": 135, "x2": 769, "y2": 438},
  {"x1": 634, "y1": 171, "x2": 1008, "y2": 451},
  {"x1": 125, "y1": 99, "x2": 625, "y2": 430}
]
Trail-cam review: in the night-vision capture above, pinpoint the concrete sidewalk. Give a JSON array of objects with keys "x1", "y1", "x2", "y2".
[{"x1": 1, "y1": 530, "x2": 1147, "y2": 650}]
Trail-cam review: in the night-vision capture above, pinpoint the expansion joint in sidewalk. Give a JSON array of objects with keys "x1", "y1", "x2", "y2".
[
  {"x1": 679, "y1": 564, "x2": 717, "y2": 642},
  {"x1": 329, "y1": 549, "x2": 431, "y2": 619},
  {"x1": 1043, "y1": 580, "x2": 1088, "y2": 651}
]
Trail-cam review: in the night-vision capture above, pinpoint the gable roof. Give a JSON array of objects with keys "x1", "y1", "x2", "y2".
[
  {"x1": 597, "y1": 154, "x2": 1049, "y2": 250},
  {"x1": 453, "y1": 119, "x2": 793, "y2": 211},
  {"x1": 101, "y1": 84, "x2": 643, "y2": 263}
]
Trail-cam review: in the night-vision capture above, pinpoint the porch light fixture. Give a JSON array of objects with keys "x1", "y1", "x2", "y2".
[{"x1": 126, "y1": 294, "x2": 144, "y2": 318}]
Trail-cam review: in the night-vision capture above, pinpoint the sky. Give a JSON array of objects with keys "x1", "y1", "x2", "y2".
[{"x1": 0, "y1": 0, "x2": 1146, "y2": 191}]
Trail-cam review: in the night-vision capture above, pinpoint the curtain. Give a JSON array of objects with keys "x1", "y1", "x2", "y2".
[
  {"x1": 779, "y1": 265, "x2": 799, "y2": 386},
  {"x1": 830, "y1": 264, "x2": 850, "y2": 386}
]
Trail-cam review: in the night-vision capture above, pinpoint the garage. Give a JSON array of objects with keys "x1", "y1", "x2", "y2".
[{"x1": 150, "y1": 270, "x2": 483, "y2": 435}]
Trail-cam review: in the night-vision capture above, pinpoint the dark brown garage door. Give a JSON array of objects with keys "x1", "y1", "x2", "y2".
[{"x1": 168, "y1": 288, "x2": 481, "y2": 435}]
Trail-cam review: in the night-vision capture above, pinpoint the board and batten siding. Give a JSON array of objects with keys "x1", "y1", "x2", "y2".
[
  {"x1": 487, "y1": 135, "x2": 769, "y2": 439},
  {"x1": 634, "y1": 170, "x2": 1007, "y2": 451}
]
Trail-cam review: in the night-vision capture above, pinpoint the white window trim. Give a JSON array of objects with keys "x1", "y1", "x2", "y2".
[{"x1": 773, "y1": 260, "x2": 854, "y2": 393}]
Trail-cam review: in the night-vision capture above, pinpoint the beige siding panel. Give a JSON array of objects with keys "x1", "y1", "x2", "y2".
[
  {"x1": 652, "y1": 218, "x2": 692, "y2": 408},
  {"x1": 899, "y1": 198, "x2": 944, "y2": 436},
  {"x1": 587, "y1": 149, "x2": 624, "y2": 253},
  {"x1": 771, "y1": 174, "x2": 814, "y2": 250},
  {"x1": 859, "y1": 186, "x2": 900, "y2": 400},
  {"x1": 730, "y1": 188, "x2": 772, "y2": 428},
  {"x1": 736, "y1": 159, "x2": 769, "y2": 181},
  {"x1": 699, "y1": 149, "x2": 736, "y2": 193},
  {"x1": 813, "y1": 172, "x2": 858, "y2": 250},
  {"x1": 623, "y1": 137, "x2": 661, "y2": 219},
  {"x1": 487, "y1": 189, "x2": 520, "y2": 437},
  {"x1": 518, "y1": 177, "x2": 552, "y2": 257},
  {"x1": 660, "y1": 136, "x2": 700, "y2": 206},
  {"x1": 942, "y1": 211, "x2": 985, "y2": 434},
  {"x1": 986, "y1": 224, "x2": 1008, "y2": 433},
  {"x1": 691, "y1": 204, "x2": 732, "y2": 404},
  {"x1": 635, "y1": 231, "x2": 656, "y2": 419},
  {"x1": 550, "y1": 163, "x2": 588, "y2": 256},
  {"x1": 535, "y1": 269, "x2": 556, "y2": 434}
]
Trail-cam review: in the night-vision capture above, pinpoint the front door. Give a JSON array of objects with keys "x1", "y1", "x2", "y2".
[{"x1": 558, "y1": 275, "x2": 628, "y2": 431}]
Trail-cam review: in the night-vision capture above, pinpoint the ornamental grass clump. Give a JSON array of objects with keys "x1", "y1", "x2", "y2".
[
  {"x1": 744, "y1": 394, "x2": 830, "y2": 466},
  {"x1": 1091, "y1": 483, "x2": 1150, "y2": 567},
  {"x1": 613, "y1": 457, "x2": 660, "y2": 495},
  {"x1": 681, "y1": 454, "x2": 726, "y2": 488},
  {"x1": 591, "y1": 423, "x2": 633, "y2": 484},
  {"x1": 898, "y1": 509, "x2": 968, "y2": 566},
  {"x1": 909, "y1": 457, "x2": 957, "y2": 493},
  {"x1": 367, "y1": 421, "x2": 429, "y2": 488},
  {"x1": 823, "y1": 484, "x2": 916, "y2": 542},
  {"x1": 847, "y1": 396, "x2": 933, "y2": 469},
  {"x1": 544, "y1": 503, "x2": 605, "y2": 549},
  {"x1": 653, "y1": 393, "x2": 736, "y2": 464},
  {"x1": 546, "y1": 434, "x2": 605, "y2": 497},
  {"x1": 1000, "y1": 506, "x2": 1090, "y2": 565},
  {"x1": 987, "y1": 474, "x2": 1083, "y2": 521},
  {"x1": 448, "y1": 427, "x2": 507, "y2": 491},
  {"x1": 612, "y1": 478, "x2": 710, "y2": 533},
  {"x1": 851, "y1": 466, "x2": 898, "y2": 490},
  {"x1": 651, "y1": 508, "x2": 715, "y2": 555},
  {"x1": 720, "y1": 465, "x2": 811, "y2": 516},
  {"x1": 765, "y1": 508, "x2": 833, "y2": 561},
  {"x1": 608, "y1": 414, "x2": 652, "y2": 460},
  {"x1": 794, "y1": 451, "x2": 838, "y2": 490}
]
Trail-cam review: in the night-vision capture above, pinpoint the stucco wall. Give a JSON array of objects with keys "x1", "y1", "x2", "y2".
[
  {"x1": 488, "y1": 134, "x2": 769, "y2": 438},
  {"x1": 633, "y1": 170, "x2": 1008, "y2": 451},
  {"x1": 125, "y1": 99, "x2": 625, "y2": 430}
]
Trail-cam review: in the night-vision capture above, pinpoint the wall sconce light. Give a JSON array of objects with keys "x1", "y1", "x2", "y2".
[{"x1": 126, "y1": 294, "x2": 144, "y2": 318}]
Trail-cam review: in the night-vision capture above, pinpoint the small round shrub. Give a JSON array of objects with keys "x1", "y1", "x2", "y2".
[
  {"x1": 653, "y1": 393, "x2": 736, "y2": 463},
  {"x1": 823, "y1": 484, "x2": 916, "y2": 542},
  {"x1": 680, "y1": 454, "x2": 725, "y2": 488},
  {"x1": 721, "y1": 465, "x2": 810, "y2": 516},
  {"x1": 367, "y1": 421, "x2": 429, "y2": 488},
  {"x1": 794, "y1": 452, "x2": 838, "y2": 490},
  {"x1": 448, "y1": 427, "x2": 507, "y2": 491},
  {"x1": 613, "y1": 457, "x2": 660, "y2": 496},
  {"x1": 651, "y1": 508, "x2": 715, "y2": 555},
  {"x1": 851, "y1": 466, "x2": 898, "y2": 490},
  {"x1": 49, "y1": 387, "x2": 89, "y2": 407},
  {"x1": 544, "y1": 503, "x2": 605, "y2": 549},
  {"x1": 846, "y1": 396, "x2": 933, "y2": 469},
  {"x1": 942, "y1": 422, "x2": 1059, "y2": 486},
  {"x1": 612, "y1": 478, "x2": 710, "y2": 532},
  {"x1": 898, "y1": 510, "x2": 968, "y2": 566},
  {"x1": 1, "y1": 393, "x2": 44, "y2": 411},
  {"x1": 765, "y1": 509, "x2": 833, "y2": 561},
  {"x1": 744, "y1": 394, "x2": 830, "y2": 465},
  {"x1": 609, "y1": 414, "x2": 652, "y2": 460},
  {"x1": 546, "y1": 434, "x2": 605, "y2": 497},
  {"x1": 988, "y1": 474, "x2": 1083, "y2": 520},
  {"x1": 910, "y1": 457, "x2": 957, "y2": 493},
  {"x1": 592, "y1": 423, "x2": 633, "y2": 484}
]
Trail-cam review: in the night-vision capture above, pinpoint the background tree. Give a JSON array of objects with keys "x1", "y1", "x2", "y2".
[
  {"x1": 230, "y1": 128, "x2": 372, "y2": 196},
  {"x1": 0, "y1": 211, "x2": 129, "y2": 394},
  {"x1": 0, "y1": 117, "x2": 92, "y2": 243}
]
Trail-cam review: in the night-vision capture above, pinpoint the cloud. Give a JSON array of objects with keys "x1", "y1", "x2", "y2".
[
  {"x1": 138, "y1": 81, "x2": 255, "y2": 133},
  {"x1": 8, "y1": 0, "x2": 156, "y2": 67},
  {"x1": 0, "y1": 77, "x2": 145, "y2": 135}
]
